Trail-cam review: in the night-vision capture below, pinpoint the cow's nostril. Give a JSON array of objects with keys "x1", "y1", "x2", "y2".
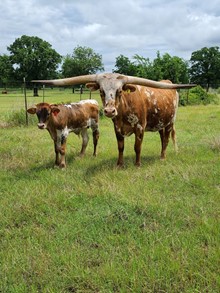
[{"x1": 112, "y1": 109, "x2": 115, "y2": 114}]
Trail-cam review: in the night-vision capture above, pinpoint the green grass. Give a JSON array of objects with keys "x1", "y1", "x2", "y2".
[{"x1": 0, "y1": 89, "x2": 220, "y2": 292}]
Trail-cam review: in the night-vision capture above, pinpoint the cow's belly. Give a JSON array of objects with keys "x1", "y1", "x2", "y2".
[{"x1": 146, "y1": 116, "x2": 174, "y2": 132}]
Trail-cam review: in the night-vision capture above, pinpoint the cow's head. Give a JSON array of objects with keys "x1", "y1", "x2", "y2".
[
  {"x1": 27, "y1": 103, "x2": 60, "y2": 129},
  {"x1": 86, "y1": 74, "x2": 136, "y2": 118},
  {"x1": 32, "y1": 73, "x2": 196, "y2": 119}
]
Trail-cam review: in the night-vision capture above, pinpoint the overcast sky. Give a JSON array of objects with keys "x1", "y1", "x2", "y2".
[{"x1": 1, "y1": 0, "x2": 220, "y2": 72}]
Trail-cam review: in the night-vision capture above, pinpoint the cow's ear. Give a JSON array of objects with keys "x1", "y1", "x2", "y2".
[
  {"x1": 86, "y1": 82, "x2": 100, "y2": 91},
  {"x1": 50, "y1": 106, "x2": 60, "y2": 116},
  {"x1": 123, "y1": 84, "x2": 136, "y2": 92},
  {"x1": 27, "y1": 107, "x2": 36, "y2": 114}
]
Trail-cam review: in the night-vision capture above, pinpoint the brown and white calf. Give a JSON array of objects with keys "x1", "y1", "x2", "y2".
[
  {"x1": 32, "y1": 73, "x2": 195, "y2": 167},
  {"x1": 27, "y1": 99, "x2": 99, "y2": 168}
]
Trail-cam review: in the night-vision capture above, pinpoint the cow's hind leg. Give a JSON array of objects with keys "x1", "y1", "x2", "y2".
[
  {"x1": 80, "y1": 129, "x2": 89, "y2": 156},
  {"x1": 159, "y1": 126, "x2": 172, "y2": 160}
]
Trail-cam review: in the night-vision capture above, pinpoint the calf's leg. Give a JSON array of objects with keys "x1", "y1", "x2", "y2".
[
  {"x1": 59, "y1": 135, "x2": 67, "y2": 168},
  {"x1": 80, "y1": 129, "x2": 89, "y2": 156},
  {"x1": 54, "y1": 141, "x2": 60, "y2": 166},
  {"x1": 92, "y1": 129, "x2": 99, "y2": 156},
  {"x1": 55, "y1": 130, "x2": 68, "y2": 168}
]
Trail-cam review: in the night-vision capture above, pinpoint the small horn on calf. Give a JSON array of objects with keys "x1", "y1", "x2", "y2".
[
  {"x1": 32, "y1": 74, "x2": 98, "y2": 86},
  {"x1": 125, "y1": 75, "x2": 196, "y2": 89}
]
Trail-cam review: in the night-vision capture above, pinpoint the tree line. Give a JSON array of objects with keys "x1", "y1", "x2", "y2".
[{"x1": 1, "y1": 35, "x2": 220, "y2": 92}]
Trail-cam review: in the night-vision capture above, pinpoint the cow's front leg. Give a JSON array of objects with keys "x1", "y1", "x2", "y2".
[
  {"x1": 134, "y1": 130, "x2": 144, "y2": 166},
  {"x1": 115, "y1": 132, "x2": 124, "y2": 167}
]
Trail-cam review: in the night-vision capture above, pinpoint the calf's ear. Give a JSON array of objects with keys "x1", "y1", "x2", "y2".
[
  {"x1": 27, "y1": 107, "x2": 36, "y2": 114},
  {"x1": 50, "y1": 106, "x2": 60, "y2": 116}
]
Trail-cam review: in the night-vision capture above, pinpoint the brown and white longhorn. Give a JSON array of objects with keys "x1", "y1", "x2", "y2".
[{"x1": 27, "y1": 99, "x2": 99, "y2": 168}]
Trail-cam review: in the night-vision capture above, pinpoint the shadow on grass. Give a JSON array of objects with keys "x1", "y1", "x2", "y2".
[
  {"x1": 83, "y1": 154, "x2": 159, "y2": 178},
  {"x1": 3, "y1": 151, "x2": 159, "y2": 184}
]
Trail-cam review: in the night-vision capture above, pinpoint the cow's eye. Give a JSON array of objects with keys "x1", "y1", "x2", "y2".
[
  {"x1": 100, "y1": 89, "x2": 105, "y2": 96},
  {"x1": 117, "y1": 89, "x2": 122, "y2": 97}
]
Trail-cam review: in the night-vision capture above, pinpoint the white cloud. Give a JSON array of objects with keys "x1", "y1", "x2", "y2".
[{"x1": 1, "y1": 0, "x2": 220, "y2": 71}]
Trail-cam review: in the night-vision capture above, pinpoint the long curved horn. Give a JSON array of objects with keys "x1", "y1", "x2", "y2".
[
  {"x1": 32, "y1": 74, "x2": 97, "y2": 86},
  {"x1": 32, "y1": 73, "x2": 196, "y2": 89},
  {"x1": 124, "y1": 75, "x2": 196, "y2": 89}
]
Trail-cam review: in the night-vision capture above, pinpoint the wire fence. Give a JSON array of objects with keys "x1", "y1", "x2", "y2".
[
  {"x1": 0, "y1": 82, "x2": 102, "y2": 126},
  {"x1": 1, "y1": 80, "x2": 219, "y2": 126}
]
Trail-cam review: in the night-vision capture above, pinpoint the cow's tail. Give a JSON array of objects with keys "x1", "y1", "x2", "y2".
[{"x1": 171, "y1": 127, "x2": 178, "y2": 152}]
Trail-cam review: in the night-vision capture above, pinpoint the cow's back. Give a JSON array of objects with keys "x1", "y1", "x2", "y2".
[{"x1": 50, "y1": 100, "x2": 99, "y2": 130}]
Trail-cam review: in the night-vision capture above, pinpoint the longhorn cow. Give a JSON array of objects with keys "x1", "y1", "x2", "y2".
[{"x1": 32, "y1": 73, "x2": 195, "y2": 167}]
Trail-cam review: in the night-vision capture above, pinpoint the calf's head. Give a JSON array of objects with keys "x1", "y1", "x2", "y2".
[{"x1": 27, "y1": 103, "x2": 60, "y2": 129}]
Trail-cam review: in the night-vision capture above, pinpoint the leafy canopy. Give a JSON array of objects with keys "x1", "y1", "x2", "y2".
[
  {"x1": 114, "y1": 55, "x2": 137, "y2": 76},
  {"x1": 62, "y1": 45, "x2": 104, "y2": 77},
  {"x1": 190, "y1": 46, "x2": 220, "y2": 92},
  {"x1": 114, "y1": 52, "x2": 189, "y2": 83},
  {"x1": 0, "y1": 54, "x2": 13, "y2": 87},
  {"x1": 7, "y1": 35, "x2": 62, "y2": 81}
]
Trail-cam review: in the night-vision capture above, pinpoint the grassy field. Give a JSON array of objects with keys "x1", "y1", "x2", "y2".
[{"x1": 0, "y1": 89, "x2": 220, "y2": 292}]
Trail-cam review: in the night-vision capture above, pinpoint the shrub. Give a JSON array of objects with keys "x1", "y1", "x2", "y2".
[
  {"x1": 179, "y1": 86, "x2": 219, "y2": 106},
  {"x1": 5, "y1": 109, "x2": 37, "y2": 126}
]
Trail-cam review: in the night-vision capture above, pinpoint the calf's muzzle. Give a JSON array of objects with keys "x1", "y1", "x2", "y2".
[{"x1": 38, "y1": 123, "x2": 46, "y2": 129}]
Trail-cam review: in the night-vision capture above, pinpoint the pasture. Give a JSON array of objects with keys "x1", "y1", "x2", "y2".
[{"x1": 0, "y1": 88, "x2": 220, "y2": 292}]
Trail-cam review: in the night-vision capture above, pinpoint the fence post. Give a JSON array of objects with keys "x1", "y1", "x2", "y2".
[
  {"x1": 23, "y1": 77, "x2": 28, "y2": 126},
  {"x1": 43, "y1": 84, "x2": 45, "y2": 102}
]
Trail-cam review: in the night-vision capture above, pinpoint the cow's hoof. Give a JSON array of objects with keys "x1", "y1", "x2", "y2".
[
  {"x1": 116, "y1": 163, "x2": 124, "y2": 169},
  {"x1": 135, "y1": 162, "x2": 141, "y2": 167},
  {"x1": 59, "y1": 163, "x2": 66, "y2": 169}
]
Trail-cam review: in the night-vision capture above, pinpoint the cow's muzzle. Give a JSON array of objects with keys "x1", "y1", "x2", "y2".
[{"x1": 104, "y1": 107, "x2": 117, "y2": 118}]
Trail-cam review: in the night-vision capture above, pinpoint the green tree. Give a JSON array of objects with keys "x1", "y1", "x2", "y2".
[
  {"x1": 153, "y1": 52, "x2": 189, "y2": 83},
  {"x1": 189, "y1": 46, "x2": 220, "y2": 92},
  {"x1": 132, "y1": 54, "x2": 154, "y2": 79},
  {"x1": 62, "y1": 46, "x2": 104, "y2": 77},
  {"x1": 0, "y1": 54, "x2": 13, "y2": 89},
  {"x1": 7, "y1": 35, "x2": 62, "y2": 81},
  {"x1": 114, "y1": 54, "x2": 137, "y2": 75}
]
